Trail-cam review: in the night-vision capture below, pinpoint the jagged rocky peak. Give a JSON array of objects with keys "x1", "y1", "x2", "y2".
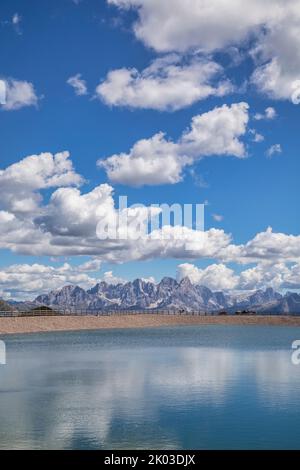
[
  {"x1": 88, "y1": 281, "x2": 109, "y2": 295},
  {"x1": 265, "y1": 287, "x2": 282, "y2": 300},
  {"x1": 32, "y1": 277, "x2": 300, "y2": 314},
  {"x1": 159, "y1": 277, "x2": 178, "y2": 288},
  {"x1": 36, "y1": 284, "x2": 88, "y2": 306},
  {"x1": 179, "y1": 277, "x2": 193, "y2": 289},
  {"x1": 248, "y1": 287, "x2": 282, "y2": 306},
  {"x1": 196, "y1": 285, "x2": 213, "y2": 295},
  {"x1": 132, "y1": 278, "x2": 146, "y2": 291}
]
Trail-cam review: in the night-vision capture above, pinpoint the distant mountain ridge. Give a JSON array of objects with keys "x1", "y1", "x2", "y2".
[
  {"x1": 0, "y1": 299, "x2": 14, "y2": 312},
  {"x1": 28, "y1": 277, "x2": 300, "y2": 314}
]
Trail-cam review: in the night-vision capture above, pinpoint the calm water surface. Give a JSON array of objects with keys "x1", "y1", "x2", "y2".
[{"x1": 0, "y1": 325, "x2": 300, "y2": 449}]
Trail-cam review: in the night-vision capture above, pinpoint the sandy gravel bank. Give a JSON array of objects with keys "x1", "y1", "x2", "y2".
[{"x1": 1, "y1": 314, "x2": 300, "y2": 335}]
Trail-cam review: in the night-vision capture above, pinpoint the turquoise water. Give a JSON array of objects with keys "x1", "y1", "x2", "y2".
[{"x1": 1, "y1": 325, "x2": 300, "y2": 449}]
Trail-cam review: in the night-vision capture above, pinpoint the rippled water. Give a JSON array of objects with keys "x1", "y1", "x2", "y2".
[{"x1": 0, "y1": 325, "x2": 300, "y2": 449}]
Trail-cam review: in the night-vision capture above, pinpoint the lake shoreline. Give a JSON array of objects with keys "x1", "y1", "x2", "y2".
[{"x1": 1, "y1": 313, "x2": 300, "y2": 335}]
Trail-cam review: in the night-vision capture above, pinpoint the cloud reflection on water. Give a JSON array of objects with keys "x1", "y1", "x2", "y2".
[{"x1": 0, "y1": 329, "x2": 300, "y2": 449}]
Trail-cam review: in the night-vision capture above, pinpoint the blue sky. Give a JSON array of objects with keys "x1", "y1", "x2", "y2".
[{"x1": 1, "y1": 0, "x2": 300, "y2": 299}]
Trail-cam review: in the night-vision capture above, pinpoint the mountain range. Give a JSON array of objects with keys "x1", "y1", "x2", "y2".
[{"x1": 22, "y1": 277, "x2": 300, "y2": 314}]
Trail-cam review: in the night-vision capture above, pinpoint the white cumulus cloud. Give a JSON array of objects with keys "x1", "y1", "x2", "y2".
[
  {"x1": 177, "y1": 263, "x2": 239, "y2": 291},
  {"x1": 1, "y1": 154, "x2": 300, "y2": 270},
  {"x1": 1, "y1": 79, "x2": 38, "y2": 111},
  {"x1": 99, "y1": 102, "x2": 249, "y2": 186},
  {"x1": 96, "y1": 54, "x2": 232, "y2": 111},
  {"x1": 0, "y1": 151, "x2": 83, "y2": 214},
  {"x1": 0, "y1": 261, "x2": 103, "y2": 300},
  {"x1": 177, "y1": 261, "x2": 300, "y2": 292},
  {"x1": 108, "y1": 0, "x2": 300, "y2": 104}
]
